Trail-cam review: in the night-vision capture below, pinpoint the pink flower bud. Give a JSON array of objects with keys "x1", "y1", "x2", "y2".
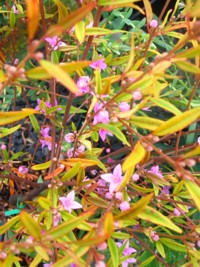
[
  {"x1": 132, "y1": 90, "x2": 142, "y2": 100},
  {"x1": 97, "y1": 242, "x2": 107, "y2": 250},
  {"x1": 120, "y1": 201, "x2": 130, "y2": 211},
  {"x1": 119, "y1": 102, "x2": 130, "y2": 112},
  {"x1": 1, "y1": 144, "x2": 6, "y2": 150},
  {"x1": 132, "y1": 173, "x2": 139, "y2": 181},
  {"x1": 64, "y1": 133, "x2": 75, "y2": 143},
  {"x1": 150, "y1": 19, "x2": 158, "y2": 28}
]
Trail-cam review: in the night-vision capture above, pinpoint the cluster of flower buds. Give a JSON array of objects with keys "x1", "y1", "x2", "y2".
[
  {"x1": 178, "y1": 158, "x2": 196, "y2": 168},
  {"x1": 4, "y1": 64, "x2": 25, "y2": 80}
]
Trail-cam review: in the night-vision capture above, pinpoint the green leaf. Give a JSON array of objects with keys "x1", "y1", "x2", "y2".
[
  {"x1": 98, "y1": 0, "x2": 138, "y2": 5},
  {"x1": 108, "y1": 238, "x2": 119, "y2": 267},
  {"x1": 54, "y1": 0, "x2": 68, "y2": 23},
  {"x1": 0, "y1": 216, "x2": 19, "y2": 235},
  {"x1": 32, "y1": 160, "x2": 52, "y2": 170},
  {"x1": 122, "y1": 141, "x2": 146, "y2": 171},
  {"x1": 34, "y1": 246, "x2": 49, "y2": 261},
  {"x1": 39, "y1": 60, "x2": 78, "y2": 94},
  {"x1": 111, "y1": 232, "x2": 131, "y2": 239},
  {"x1": 20, "y1": 211, "x2": 41, "y2": 240},
  {"x1": 174, "y1": 60, "x2": 200, "y2": 74},
  {"x1": 29, "y1": 114, "x2": 40, "y2": 135},
  {"x1": 183, "y1": 145, "x2": 200, "y2": 158},
  {"x1": 160, "y1": 238, "x2": 186, "y2": 252},
  {"x1": 86, "y1": 196, "x2": 108, "y2": 208},
  {"x1": 0, "y1": 124, "x2": 21, "y2": 138},
  {"x1": 61, "y1": 162, "x2": 81, "y2": 181},
  {"x1": 37, "y1": 197, "x2": 52, "y2": 210},
  {"x1": 137, "y1": 206, "x2": 182, "y2": 233},
  {"x1": 126, "y1": 76, "x2": 153, "y2": 92},
  {"x1": 184, "y1": 180, "x2": 200, "y2": 210},
  {"x1": 43, "y1": 207, "x2": 96, "y2": 240},
  {"x1": 97, "y1": 124, "x2": 130, "y2": 146},
  {"x1": 75, "y1": 21, "x2": 85, "y2": 44},
  {"x1": 138, "y1": 255, "x2": 156, "y2": 267},
  {"x1": 153, "y1": 107, "x2": 200, "y2": 136},
  {"x1": 114, "y1": 193, "x2": 153, "y2": 221},
  {"x1": 156, "y1": 241, "x2": 166, "y2": 258},
  {"x1": 150, "y1": 97, "x2": 182, "y2": 115},
  {"x1": 130, "y1": 115, "x2": 164, "y2": 130},
  {"x1": 176, "y1": 45, "x2": 200, "y2": 58},
  {"x1": 0, "y1": 108, "x2": 38, "y2": 126},
  {"x1": 2, "y1": 253, "x2": 14, "y2": 267},
  {"x1": 29, "y1": 254, "x2": 43, "y2": 267}
]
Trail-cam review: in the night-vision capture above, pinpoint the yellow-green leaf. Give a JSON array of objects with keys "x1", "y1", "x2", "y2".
[
  {"x1": 25, "y1": 0, "x2": 40, "y2": 40},
  {"x1": 29, "y1": 254, "x2": 43, "y2": 267},
  {"x1": 104, "y1": 212, "x2": 114, "y2": 236},
  {"x1": 34, "y1": 246, "x2": 49, "y2": 261},
  {"x1": 37, "y1": 197, "x2": 52, "y2": 210},
  {"x1": 62, "y1": 158, "x2": 99, "y2": 168},
  {"x1": 176, "y1": 45, "x2": 200, "y2": 58},
  {"x1": 43, "y1": 207, "x2": 96, "y2": 240},
  {"x1": 98, "y1": 0, "x2": 137, "y2": 5},
  {"x1": 39, "y1": 60, "x2": 78, "y2": 93},
  {"x1": 32, "y1": 160, "x2": 52, "y2": 170},
  {"x1": 114, "y1": 193, "x2": 153, "y2": 221},
  {"x1": 150, "y1": 97, "x2": 182, "y2": 115},
  {"x1": 26, "y1": 61, "x2": 91, "y2": 80},
  {"x1": 0, "y1": 216, "x2": 19, "y2": 235},
  {"x1": 130, "y1": 115, "x2": 164, "y2": 130},
  {"x1": 0, "y1": 124, "x2": 21, "y2": 138},
  {"x1": 108, "y1": 238, "x2": 119, "y2": 267},
  {"x1": 122, "y1": 141, "x2": 146, "y2": 171},
  {"x1": 174, "y1": 60, "x2": 200, "y2": 74},
  {"x1": 137, "y1": 206, "x2": 182, "y2": 233},
  {"x1": 156, "y1": 241, "x2": 166, "y2": 258},
  {"x1": 0, "y1": 108, "x2": 38, "y2": 126},
  {"x1": 75, "y1": 21, "x2": 85, "y2": 44},
  {"x1": 153, "y1": 107, "x2": 200, "y2": 136},
  {"x1": 160, "y1": 238, "x2": 186, "y2": 252},
  {"x1": 20, "y1": 211, "x2": 41, "y2": 240},
  {"x1": 184, "y1": 180, "x2": 200, "y2": 210},
  {"x1": 47, "y1": 2, "x2": 96, "y2": 36},
  {"x1": 54, "y1": 0, "x2": 68, "y2": 23},
  {"x1": 96, "y1": 124, "x2": 130, "y2": 146},
  {"x1": 143, "y1": 0, "x2": 153, "y2": 27},
  {"x1": 29, "y1": 114, "x2": 40, "y2": 135},
  {"x1": 61, "y1": 162, "x2": 81, "y2": 181},
  {"x1": 183, "y1": 145, "x2": 200, "y2": 158}
]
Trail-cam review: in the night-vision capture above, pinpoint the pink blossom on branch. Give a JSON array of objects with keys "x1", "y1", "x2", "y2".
[
  {"x1": 99, "y1": 129, "x2": 113, "y2": 141},
  {"x1": 116, "y1": 240, "x2": 137, "y2": 267},
  {"x1": 59, "y1": 190, "x2": 82, "y2": 213},
  {"x1": 90, "y1": 58, "x2": 107, "y2": 70},
  {"x1": 18, "y1": 166, "x2": 28, "y2": 174},
  {"x1": 100, "y1": 164, "x2": 123, "y2": 194},
  {"x1": 45, "y1": 36, "x2": 66, "y2": 50},
  {"x1": 76, "y1": 76, "x2": 91, "y2": 95}
]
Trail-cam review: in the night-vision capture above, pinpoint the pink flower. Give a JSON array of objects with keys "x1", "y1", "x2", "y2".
[
  {"x1": 149, "y1": 19, "x2": 158, "y2": 28},
  {"x1": 197, "y1": 240, "x2": 200, "y2": 247},
  {"x1": 132, "y1": 90, "x2": 142, "y2": 100},
  {"x1": 59, "y1": 191, "x2": 82, "y2": 213},
  {"x1": 132, "y1": 173, "x2": 139, "y2": 181},
  {"x1": 198, "y1": 137, "x2": 200, "y2": 145},
  {"x1": 90, "y1": 58, "x2": 107, "y2": 70},
  {"x1": 76, "y1": 76, "x2": 90, "y2": 95},
  {"x1": 120, "y1": 201, "x2": 130, "y2": 211},
  {"x1": 53, "y1": 212, "x2": 62, "y2": 226},
  {"x1": 64, "y1": 133, "x2": 75, "y2": 143},
  {"x1": 43, "y1": 263, "x2": 52, "y2": 267},
  {"x1": 45, "y1": 36, "x2": 66, "y2": 50},
  {"x1": 100, "y1": 164, "x2": 123, "y2": 194},
  {"x1": 18, "y1": 166, "x2": 28, "y2": 174},
  {"x1": 97, "y1": 242, "x2": 107, "y2": 250},
  {"x1": 95, "y1": 261, "x2": 106, "y2": 267},
  {"x1": 119, "y1": 102, "x2": 130, "y2": 112},
  {"x1": 150, "y1": 231, "x2": 159, "y2": 241},
  {"x1": 12, "y1": 5, "x2": 19, "y2": 14},
  {"x1": 116, "y1": 240, "x2": 137, "y2": 267},
  {"x1": 99, "y1": 129, "x2": 113, "y2": 141},
  {"x1": 148, "y1": 165, "x2": 163, "y2": 178},
  {"x1": 40, "y1": 127, "x2": 50, "y2": 138},
  {"x1": 173, "y1": 208, "x2": 181, "y2": 216},
  {"x1": 93, "y1": 108, "x2": 110, "y2": 125},
  {"x1": 1, "y1": 144, "x2": 6, "y2": 150}
]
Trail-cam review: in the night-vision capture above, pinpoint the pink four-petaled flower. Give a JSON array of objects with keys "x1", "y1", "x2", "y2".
[
  {"x1": 45, "y1": 36, "x2": 66, "y2": 50},
  {"x1": 90, "y1": 58, "x2": 107, "y2": 70},
  {"x1": 59, "y1": 191, "x2": 82, "y2": 213},
  {"x1": 100, "y1": 164, "x2": 123, "y2": 194}
]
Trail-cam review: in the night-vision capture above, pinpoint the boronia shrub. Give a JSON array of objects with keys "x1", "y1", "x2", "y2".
[{"x1": 0, "y1": 0, "x2": 200, "y2": 266}]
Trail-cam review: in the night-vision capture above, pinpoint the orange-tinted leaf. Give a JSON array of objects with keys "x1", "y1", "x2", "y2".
[
  {"x1": 25, "y1": 0, "x2": 40, "y2": 40},
  {"x1": 44, "y1": 165, "x2": 65, "y2": 180}
]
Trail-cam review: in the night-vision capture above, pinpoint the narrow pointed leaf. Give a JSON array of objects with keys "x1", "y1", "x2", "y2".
[
  {"x1": 130, "y1": 116, "x2": 164, "y2": 130},
  {"x1": 123, "y1": 141, "x2": 146, "y2": 171},
  {"x1": 20, "y1": 211, "x2": 41, "y2": 240},
  {"x1": 137, "y1": 206, "x2": 182, "y2": 233},
  {"x1": 114, "y1": 193, "x2": 153, "y2": 220},
  {"x1": 0, "y1": 216, "x2": 19, "y2": 235},
  {"x1": 32, "y1": 160, "x2": 52, "y2": 170},
  {"x1": 39, "y1": 60, "x2": 78, "y2": 93},
  {"x1": 160, "y1": 238, "x2": 186, "y2": 252},
  {"x1": 0, "y1": 124, "x2": 21, "y2": 138},
  {"x1": 0, "y1": 109, "x2": 38, "y2": 126},
  {"x1": 25, "y1": 0, "x2": 39, "y2": 40},
  {"x1": 184, "y1": 180, "x2": 200, "y2": 210},
  {"x1": 108, "y1": 238, "x2": 119, "y2": 267},
  {"x1": 153, "y1": 107, "x2": 200, "y2": 136},
  {"x1": 150, "y1": 97, "x2": 182, "y2": 115}
]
